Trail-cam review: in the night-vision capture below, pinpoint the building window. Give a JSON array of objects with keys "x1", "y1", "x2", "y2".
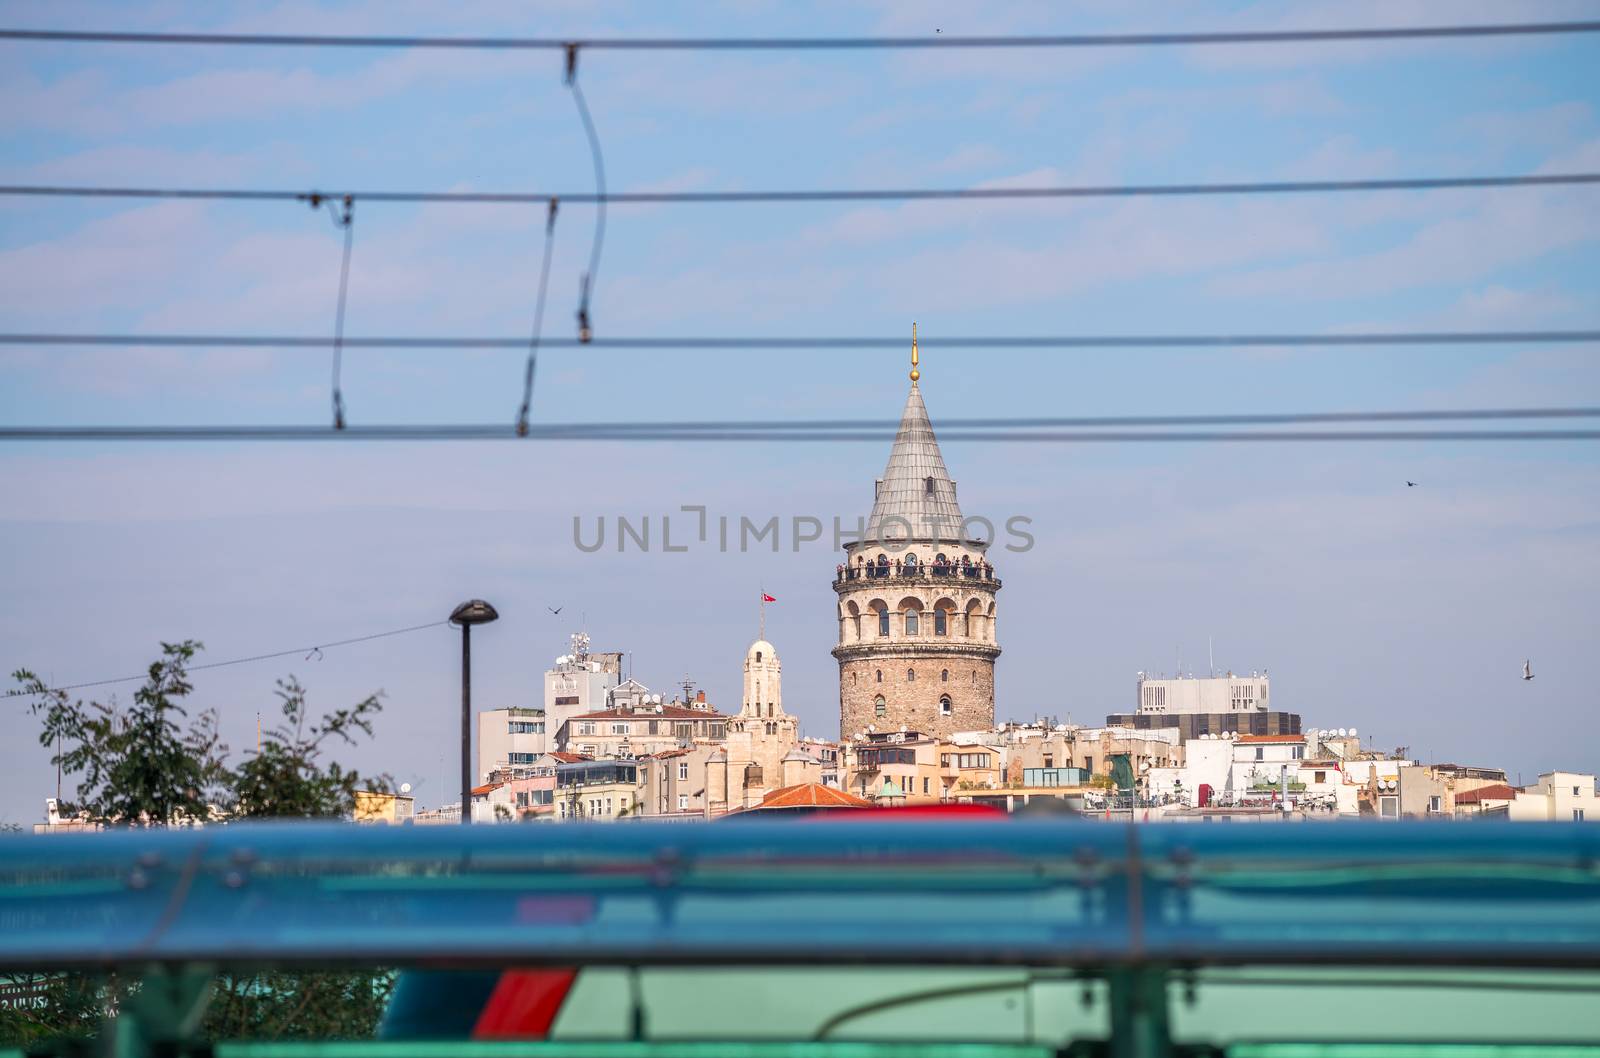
[
  {"x1": 904, "y1": 609, "x2": 919, "y2": 635},
  {"x1": 1576, "y1": 809, "x2": 1586, "y2": 821},
  {"x1": 755, "y1": 651, "x2": 762, "y2": 662},
  {"x1": 876, "y1": 669, "x2": 883, "y2": 683},
  {"x1": 1254, "y1": 747, "x2": 1264, "y2": 761},
  {"x1": 934, "y1": 609, "x2": 947, "y2": 635},
  {"x1": 925, "y1": 476, "x2": 935, "y2": 494},
  {"x1": 923, "y1": 777, "x2": 930, "y2": 795},
  {"x1": 874, "y1": 695, "x2": 887, "y2": 718},
  {"x1": 612, "y1": 723, "x2": 629, "y2": 735},
  {"x1": 678, "y1": 762, "x2": 689, "y2": 780},
  {"x1": 1428, "y1": 795, "x2": 1442, "y2": 813},
  {"x1": 509, "y1": 721, "x2": 541, "y2": 734},
  {"x1": 940, "y1": 754, "x2": 951, "y2": 767},
  {"x1": 907, "y1": 668, "x2": 916, "y2": 682},
  {"x1": 578, "y1": 722, "x2": 596, "y2": 736},
  {"x1": 678, "y1": 794, "x2": 689, "y2": 811},
  {"x1": 939, "y1": 695, "x2": 952, "y2": 716},
  {"x1": 941, "y1": 669, "x2": 949, "y2": 682},
  {"x1": 554, "y1": 695, "x2": 579, "y2": 706},
  {"x1": 878, "y1": 610, "x2": 890, "y2": 636}
]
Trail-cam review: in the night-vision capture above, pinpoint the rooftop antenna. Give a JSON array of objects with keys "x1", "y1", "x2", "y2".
[
  {"x1": 680, "y1": 674, "x2": 694, "y2": 704},
  {"x1": 1209, "y1": 636, "x2": 1215, "y2": 678}
]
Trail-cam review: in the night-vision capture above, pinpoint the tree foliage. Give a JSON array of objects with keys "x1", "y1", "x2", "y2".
[
  {"x1": 15, "y1": 641, "x2": 227, "y2": 826},
  {"x1": 6, "y1": 643, "x2": 394, "y2": 1045},
  {"x1": 231, "y1": 679, "x2": 386, "y2": 820}
]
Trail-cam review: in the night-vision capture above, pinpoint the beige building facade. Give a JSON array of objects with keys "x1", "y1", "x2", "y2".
[{"x1": 833, "y1": 342, "x2": 1001, "y2": 741}]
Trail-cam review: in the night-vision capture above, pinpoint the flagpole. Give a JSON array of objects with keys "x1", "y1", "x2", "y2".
[{"x1": 759, "y1": 586, "x2": 766, "y2": 641}]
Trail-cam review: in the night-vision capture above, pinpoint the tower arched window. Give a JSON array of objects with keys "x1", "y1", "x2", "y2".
[
  {"x1": 907, "y1": 668, "x2": 916, "y2": 682},
  {"x1": 904, "y1": 608, "x2": 919, "y2": 635},
  {"x1": 755, "y1": 651, "x2": 762, "y2": 662},
  {"x1": 925, "y1": 476, "x2": 935, "y2": 495},
  {"x1": 878, "y1": 609, "x2": 890, "y2": 636},
  {"x1": 940, "y1": 695, "x2": 952, "y2": 716},
  {"x1": 934, "y1": 609, "x2": 947, "y2": 636},
  {"x1": 941, "y1": 669, "x2": 949, "y2": 682},
  {"x1": 876, "y1": 669, "x2": 882, "y2": 683},
  {"x1": 874, "y1": 695, "x2": 886, "y2": 718}
]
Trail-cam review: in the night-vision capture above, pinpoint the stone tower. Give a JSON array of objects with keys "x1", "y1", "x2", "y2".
[{"x1": 832, "y1": 329, "x2": 1001, "y2": 740}]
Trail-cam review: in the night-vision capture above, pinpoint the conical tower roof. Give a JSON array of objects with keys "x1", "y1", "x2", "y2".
[{"x1": 864, "y1": 380, "x2": 965, "y2": 541}]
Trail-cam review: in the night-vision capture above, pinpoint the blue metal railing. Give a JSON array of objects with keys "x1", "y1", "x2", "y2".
[{"x1": 1, "y1": 820, "x2": 1596, "y2": 970}]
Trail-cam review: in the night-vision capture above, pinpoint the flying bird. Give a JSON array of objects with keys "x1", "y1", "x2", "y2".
[
  {"x1": 548, "y1": 606, "x2": 563, "y2": 615},
  {"x1": 1406, "y1": 481, "x2": 1418, "y2": 487},
  {"x1": 1522, "y1": 659, "x2": 1535, "y2": 681}
]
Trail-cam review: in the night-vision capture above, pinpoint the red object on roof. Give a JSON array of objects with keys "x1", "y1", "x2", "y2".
[
  {"x1": 1455, "y1": 783, "x2": 1519, "y2": 804},
  {"x1": 1234, "y1": 734, "x2": 1306, "y2": 744},
  {"x1": 568, "y1": 705, "x2": 732, "y2": 721},
  {"x1": 470, "y1": 783, "x2": 504, "y2": 797},
  {"x1": 752, "y1": 783, "x2": 874, "y2": 810}
]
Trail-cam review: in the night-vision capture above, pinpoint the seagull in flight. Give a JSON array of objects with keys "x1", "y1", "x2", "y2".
[
  {"x1": 548, "y1": 606, "x2": 563, "y2": 615},
  {"x1": 1523, "y1": 659, "x2": 1535, "y2": 681},
  {"x1": 1406, "y1": 481, "x2": 1418, "y2": 487}
]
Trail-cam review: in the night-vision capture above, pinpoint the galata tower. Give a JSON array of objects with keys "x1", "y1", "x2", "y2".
[{"x1": 832, "y1": 327, "x2": 1000, "y2": 740}]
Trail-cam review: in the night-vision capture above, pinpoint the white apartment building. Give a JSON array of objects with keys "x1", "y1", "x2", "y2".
[
  {"x1": 1509, "y1": 772, "x2": 1599, "y2": 822},
  {"x1": 543, "y1": 632, "x2": 623, "y2": 753},
  {"x1": 477, "y1": 707, "x2": 548, "y2": 784},
  {"x1": 1136, "y1": 672, "x2": 1271, "y2": 715}
]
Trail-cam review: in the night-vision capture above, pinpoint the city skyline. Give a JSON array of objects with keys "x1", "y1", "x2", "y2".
[{"x1": 3, "y1": 1, "x2": 1598, "y2": 823}]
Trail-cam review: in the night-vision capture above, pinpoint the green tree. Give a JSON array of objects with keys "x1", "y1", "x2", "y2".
[
  {"x1": 15, "y1": 641, "x2": 227, "y2": 826},
  {"x1": 7, "y1": 643, "x2": 394, "y2": 1045},
  {"x1": 230, "y1": 678, "x2": 387, "y2": 820}
]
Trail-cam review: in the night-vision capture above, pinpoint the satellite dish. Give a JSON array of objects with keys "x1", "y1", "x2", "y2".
[
  {"x1": 1348, "y1": 727, "x2": 1357, "y2": 736},
  {"x1": 400, "y1": 782, "x2": 412, "y2": 795},
  {"x1": 1338, "y1": 728, "x2": 1348, "y2": 737}
]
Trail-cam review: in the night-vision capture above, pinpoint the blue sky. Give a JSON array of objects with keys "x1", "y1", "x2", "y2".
[{"x1": 2, "y1": 1, "x2": 1598, "y2": 820}]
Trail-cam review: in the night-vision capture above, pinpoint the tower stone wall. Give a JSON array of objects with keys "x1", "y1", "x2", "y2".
[{"x1": 832, "y1": 346, "x2": 1000, "y2": 741}]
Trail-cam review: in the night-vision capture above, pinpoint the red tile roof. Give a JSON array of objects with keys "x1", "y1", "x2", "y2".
[
  {"x1": 1455, "y1": 783, "x2": 1519, "y2": 804},
  {"x1": 753, "y1": 783, "x2": 874, "y2": 811},
  {"x1": 548, "y1": 752, "x2": 590, "y2": 763},
  {"x1": 568, "y1": 705, "x2": 732, "y2": 721},
  {"x1": 470, "y1": 782, "x2": 505, "y2": 796}
]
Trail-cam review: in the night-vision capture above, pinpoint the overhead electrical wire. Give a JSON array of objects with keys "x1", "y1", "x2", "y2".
[
  {"x1": 3, "y1": 173, "x2": 1596, "y2": 207},
  {"x1": 3, "y1": 330, "x2": 1596, "y2": 350},
  {"x1": 3, "y1": 621, "x2": 449, "y2": 698},
  {"x1": 308, "y1": 194, "x2": 355, "y2": 429},
  {"x1": 564, "y1": 45, "x2": 606, "y2": 344},
  {"x1": 517, "y1": 200, "x2": 559, "y2": 436},
  {"x1": 2, "y1": 407, "x2": 1597, "y2": 444},
  {"x1": 2, "y1": 21, "x2": 1598, "y2": 50}
]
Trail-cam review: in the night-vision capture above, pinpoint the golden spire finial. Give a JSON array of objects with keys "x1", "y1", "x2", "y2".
[{"x1": 910, "y1": 322, "x2": 920, "y2": 383}]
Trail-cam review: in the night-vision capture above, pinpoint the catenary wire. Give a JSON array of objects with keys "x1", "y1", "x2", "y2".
[
  {"x1": 3, "y1": 330, "x2": 1596, "y2": 350},
  {"x1": 2, "y1": 22, "x2": 1598, "y2": 50},
  {"x1": 317, "y1": 195, "x2": 355, "y2": 429},
  {"x1": 3, "y1": 621, "x2": 449, "y2": 698},
  {"x1": 2, "y1": 425, "x2": 1596, "y2": 443},
  {"x1": 517, "y1": 200, "x2": 559, "y2": 436},
  {"x1": 565, "y1": 47, "x2": 606, "y2": 343},
  {"x1": 2, "y1": 173, "x2": 1596, "y2": 206}
]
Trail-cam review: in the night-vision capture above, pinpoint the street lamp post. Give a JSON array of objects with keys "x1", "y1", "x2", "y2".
[{"x1": 450, "y1": 599, "x2": 499, "y2": 824}]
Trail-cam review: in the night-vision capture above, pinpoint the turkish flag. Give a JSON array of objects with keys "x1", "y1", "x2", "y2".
[{"x1": 762, "y1": 593, "x2": 777, "y2": 602}]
